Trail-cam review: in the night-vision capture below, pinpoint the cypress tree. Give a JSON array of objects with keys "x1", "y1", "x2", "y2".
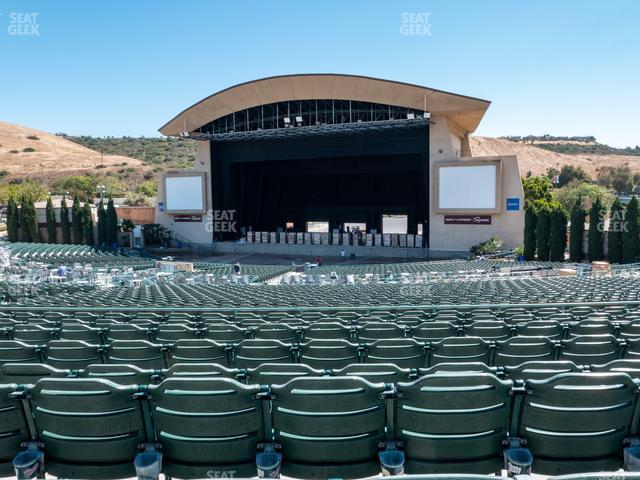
[
  {"x1": 60, "y1": 196, "x2": 71, "y2": 244},
  {"x1": 607, "y1": 198, "x2": 624, "y2": 263},
  {"x1": 523, "y1": 207, "x2": 537, "y2": 260},
  {"x1": 106, "y1": 197, "x2": 118, "y2": 246},
  {"x1": 82, "y1": 203, "x2": 95, "y2": 246},
  {"x1": 45, "y1": 196, "x2": 57, "y2": 243},
  {"x1": 71, "y1": 196, "x2": 83, "y2": 244},
  {"x1": 97, "y1": 200, "x2": 107, "y2": 247},
  {"x1": 535, "y1": 204, "x2": 551, "y2": 261},
  {"x1": 20, "y1": 196, "x2": 40, "y2": 243},
  {"x1": 588, "y1": 197, "x2": 605, "y2": 261},
  {"x1": 569, "y1": 197, "x2": 586, "y2": 262},
  {"x1": 6, "y1": 197, "x2": 19, "y2": 242},
  {"x1": 549, "y1": 204, "x2": 568, "y2": 262},
  {"x1": 623, "y1": 196, "x2": 640, "y2": 263}
]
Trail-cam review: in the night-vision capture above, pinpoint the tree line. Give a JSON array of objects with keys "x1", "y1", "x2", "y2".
[
  {"x1": 5, "y1": 196, "x2": 119, "y2": 247},
  {"x1": 523, "y1": 176, "x2": 640, "y2": 263}
]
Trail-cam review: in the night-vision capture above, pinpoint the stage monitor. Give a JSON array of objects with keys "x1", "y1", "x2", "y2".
[
  {"x1": 163, "y1": 173, "x2": 206, "y2": 213},
  {"x1": 434, "y1": 160, "x2": 501, "y2": 213}
]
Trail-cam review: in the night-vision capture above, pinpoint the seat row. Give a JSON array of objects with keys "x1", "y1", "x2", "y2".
[
  {"x1": 3, "y1": 371, "x2": 640, "y2": 479},
  {"x1": 4, "y1": 358, "x2": 640, "y2": 386},
  {"x1": 3, "y1": 302, "x2": 640, "y2": 324},
  {"x1": 8, "y1": 319, "x2": 640, "y2": 344},
  {"x1": 2, "y1": 335, "x2": 640, "y2": 370}
]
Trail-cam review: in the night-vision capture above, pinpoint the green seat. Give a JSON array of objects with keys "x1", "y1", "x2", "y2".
[
  {"x1": 333, "y1": 363, "x2": 413, "y2": 383},
  {"x1": 515, "y1": 320, "x2": 564, "y2": 339},
  {"x1": 412, "y1": 321, "x2": 460, "y2": 342},
  {"x1": 148, "y1": 377, "x2": 264, "y2": 478},
  {"x1": 169, "y1": 339, "x2": 228, "y2": 366},
  {"x1": 45, "y1": 340, "x2": 103, "y2": 369},
  {"x1": 12, "y1": 325, "x2": 56, "y2": 345},
  {"x1": 0, "y1": 363, "x2": 68, "y2": 384},
  {"x1": 504, "y1": 360, "x2": 582, "y2": 381},
  {"x1": 494, "y1": 336, "x2": 557, "y2": 367},
  {"x1": 303, "y1": 323, "x2": 354, "y2": 341},
  {"x1": 105, "y1": 324, "x2": 151, "y2": 342},
  {"x1": 356, "y1": 322, "x2": 406, "y2": 343},
  {"x1": 299, "y1": 340, "x2": 361, "y2": 369},
  {"x1": 560, "y1": 335, "x2": 620, "y2": 365},
  {"x1": 396, "y1": 373, "x2": 513, "y2": 474},
  {"x1": 153, "y1": 325, "x2": 200, "y2": 343},
  {"x1": 418, "y1": 362, "x2": 499, "y2": 376},
  {"x1": 428, "y1": 337, "x2": 491, "y2": 366},
  {"x1": 0, "y1": 340, "x2": 43, "y2": 364},
  {"x1": 591, "y1": 359, "x2": 640, "y2": 376},
  {"x1": 252, "y1": 324, "x2": 300, "y2": 343},
  {"x1": 162, "y1": 363, "x2": 239, "y2": 380},
  {"x1": 106, "y1": 340, "x2": 168, "y2": 369},
  {"x1": 518, "y1": 372, "x2": 637, "y2": 475},
  {"x1": 203, "y1": 324, "x2": 248, "y2": 343},
  {"x1": 464, "y1": 321, "x2": 512, "y2": 341},
  {"x1": 271, "y1": 376, "x2": 387, "y2": 478},
  {"x1": 80, "y1": 364, "x2": 156, "y2": 385},
  {"x1": 233, "y1": 339, "x2": 294, "y2": 368},
  {"x1": 245, "y1": 363, "x2": 324, "y2": 385},
  {"x1": 30, "y1": 378, "x2": 147, "y2": 478},
  {"x1": 58, "y1": 325, "x2": 103, "y2": 343},
  {"x1": 0, "y1": 384, "x2": 31, "y2": 475},
  {"x1": 364, "y1": 339, "x2": 427, "y2": 368}
]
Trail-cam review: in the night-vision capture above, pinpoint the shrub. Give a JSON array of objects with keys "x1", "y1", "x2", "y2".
[
  {"x1": 26, "y1": 135, "x2": 40, "y2": 141},
  {"x1": 470, "y1": 236, "x2": 503, "y2": 256},
  {"x1": 22, "y1": 147, "x2": 35, "y2": 153}
]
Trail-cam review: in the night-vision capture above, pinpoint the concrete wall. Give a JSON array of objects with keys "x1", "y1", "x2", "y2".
[
  {"x1": 155, "y1": 141, "x2": 214, "y2": 245},
  {"x1": 428, "y1": 154, "x2": 525, "y2": 252}
]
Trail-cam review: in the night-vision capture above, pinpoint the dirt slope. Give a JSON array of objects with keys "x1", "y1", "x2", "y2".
[
  {"x1": 0, "y1": 121, "x2": 143, "y2": 181},
  {"x1": 470, "y1": 136, "x2": 640, "y2": 177}
]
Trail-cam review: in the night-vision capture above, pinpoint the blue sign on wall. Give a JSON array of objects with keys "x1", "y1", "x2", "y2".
[
  {"x1": 506, "y1": 198, "x2": 520, "y2": 211},
  {"x1": 158, "y1": 202, "x2": 165, "y2": 212}
]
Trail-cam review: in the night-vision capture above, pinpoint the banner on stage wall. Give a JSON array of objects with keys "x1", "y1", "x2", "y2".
[
  {"x1": 383, "y1": 234, "x2": 391, "y2": 247},
  {"x1": 374, "y1": 234, "x2": 382, "y2": 246},
  {"x1": 261, "y1": 232, "x2": 269, "y2": 243},
  {"x1": 365, "y1": 234, "x2": 373, "y2": 246},
  {"x1": 415, "y1": 234, "x2": 423, "y2": 247},
  {"x1": 406, "y1": 234, "x2": 414, "y2": 247}
]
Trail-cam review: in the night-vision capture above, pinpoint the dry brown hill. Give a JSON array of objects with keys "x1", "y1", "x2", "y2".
[
  {"x1": 470, "y1": 136, "x2": 640, "y2": 177},
  {"x1": 0, "y1": 121, "x2": 143, "y2": 182}
]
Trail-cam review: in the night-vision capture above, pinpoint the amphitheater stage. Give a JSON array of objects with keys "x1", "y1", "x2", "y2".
[{"x1": 212, "y1": 240, "x2": 468, "y2": 260}]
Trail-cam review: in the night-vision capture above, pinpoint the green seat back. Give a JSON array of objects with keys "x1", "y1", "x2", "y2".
[
  {"x1": 234, "y1": 340, "x2": 294, "y2": 368},
  {"x1": 494, "y1": 337, "x2": 556, "y2": 367},
  {"x1": 428, "y1": 337, "x2": 491, "y2": 366},
  {"x1": 107, "y1": 340, "x2": 168, "y2": 369},
  {"x1": 245, "y1": 363, "x2": 324, "y2": 385},
  {"x1": 0, "y1": 384, "x2": 30, "y2": 475},
  {"x1": 169, "y1": 339, "x2": 228, "y2": 366},
  {"x1": 31, "y1": 378, "x2": 146, "y2": 478},
  {"x1": 519, "y1": 372, "x2": 638, "y2": 475},
  {"x1": 148, "y1": 377, "x2": 263, "y2": 478},
  {"x1": 271, "y1": 376, "x2": 386, "y2": 478},
  {"x1": 364, "y1": 339, "x2": 427, "y2": 368},
  {"x1": 397, "y1": 373, "x2": 513, "y2": 474},
  {"x1": 45, "y1": 340, "x2": 103, "y2": 369},
  {"x1": 299, "y1": 340, "x2": 360, "y2": 369}
]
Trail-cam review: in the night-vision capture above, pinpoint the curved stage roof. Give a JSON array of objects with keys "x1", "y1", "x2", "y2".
[{"x1": 159, "y1": 74, "x2": 491, "y2": 137}]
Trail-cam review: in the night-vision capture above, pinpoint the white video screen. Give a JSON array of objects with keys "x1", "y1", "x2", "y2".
[
  {"x1": 165, "y1": 175, "x2": 204, "y2": 211},
  {"x1": 439, "y1": 164, "x2": 496, "y2": 209}
]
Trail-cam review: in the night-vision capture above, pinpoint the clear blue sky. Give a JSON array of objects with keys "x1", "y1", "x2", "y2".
[{"x1": 0, "y1": 0, "x2": 638, "y2": 147}]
